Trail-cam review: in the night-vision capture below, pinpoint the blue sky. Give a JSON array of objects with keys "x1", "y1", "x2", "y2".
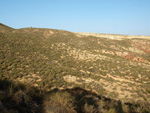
[{"x1": 0, "y1": 0, "x2": 150, "y2": 35}]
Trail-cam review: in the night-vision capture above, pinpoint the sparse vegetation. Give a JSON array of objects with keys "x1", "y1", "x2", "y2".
[{"x1": 0, "y1": 23, "x2": 150, "y2": 112}]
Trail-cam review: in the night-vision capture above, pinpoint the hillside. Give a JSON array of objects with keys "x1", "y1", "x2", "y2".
[
  {"x1": 0, "y1": 23, "x2": 150, "y2": 113},
  {"x1": 75, "y1": 32, "x2": 150, "y2": 40}
]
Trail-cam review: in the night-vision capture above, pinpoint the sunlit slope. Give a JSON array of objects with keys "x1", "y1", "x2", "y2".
[{"x1": 0, "y1": 24, "x2": 150, "y2": 104}]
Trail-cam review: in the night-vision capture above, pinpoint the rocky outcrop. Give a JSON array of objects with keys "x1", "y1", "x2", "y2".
[{"x1": 75, "y1": 32, "x2": 150, "y2": 40}]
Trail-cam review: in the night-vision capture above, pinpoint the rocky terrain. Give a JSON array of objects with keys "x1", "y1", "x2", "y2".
[
  {"x1": 0, "y1": 23, "x2": 150, "y2": 113},
  {"x1": 75, "y1": 32, "x2": 150, "y2": 40}
]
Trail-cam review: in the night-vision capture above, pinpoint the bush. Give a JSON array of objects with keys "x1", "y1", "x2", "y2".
[
  {"x1": 44, "y1": 91, "x2": 76, "y2": 113},
  {"x1": 83, "y1": 103, "x2": 97, "y2": 113}
]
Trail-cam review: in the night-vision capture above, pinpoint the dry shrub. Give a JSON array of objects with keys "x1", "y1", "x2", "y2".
[
  {"x1": 83, "y1": 103, "x2": 97, "y2": 113},
  {"x1": 106, "y1": 108, "x2": 116, "y2": 113},
  {"x1": 12, "y1": 90, "x2": 30, "y2": 105},
  {"x1": 44, "y1": 91, "x2": 76, "y2": 113}
]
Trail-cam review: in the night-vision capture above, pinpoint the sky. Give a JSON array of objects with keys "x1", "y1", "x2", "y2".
[{"x1": 0, "y1": 0, "x2": 150, "y2": 36}]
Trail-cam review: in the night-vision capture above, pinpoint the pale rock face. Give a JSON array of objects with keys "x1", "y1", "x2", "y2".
[{"x1": 75, "y1": 32, "x2": 150, "y2": 40}]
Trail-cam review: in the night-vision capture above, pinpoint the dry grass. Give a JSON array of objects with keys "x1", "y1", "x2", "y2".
[{"x1": 44, "y1": 92, "x2": 76, "y2": 113}]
